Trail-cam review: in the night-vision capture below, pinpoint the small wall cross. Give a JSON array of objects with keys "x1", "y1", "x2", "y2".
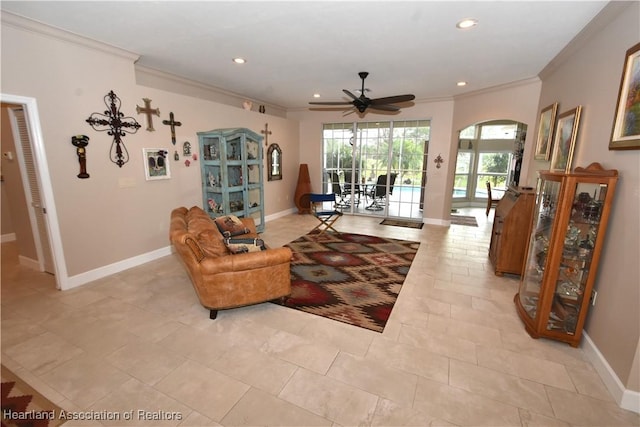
[
  {"x1": 136, "y1": 98, "x2": 160, "y2": 131},
  {"x1": 261, "y1": 123, "x2": 272, "y2": 147},
  {"x1": 162, "y1": 112, "x2": 182, "y2": 145}
]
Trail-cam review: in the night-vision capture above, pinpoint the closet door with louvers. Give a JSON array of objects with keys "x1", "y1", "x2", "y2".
[{"x1": 11, "y1": 107, "x2": 54, "y2": 274}]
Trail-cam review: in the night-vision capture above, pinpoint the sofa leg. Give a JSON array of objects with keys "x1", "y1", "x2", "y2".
[{"x1": 209, "y1": 310, "x2": 218, "y2": 320}]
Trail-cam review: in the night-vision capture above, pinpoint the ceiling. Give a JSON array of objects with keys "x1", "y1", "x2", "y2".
[{"x1": 1, "y1": 1, "x2": 609, "y2": 111}]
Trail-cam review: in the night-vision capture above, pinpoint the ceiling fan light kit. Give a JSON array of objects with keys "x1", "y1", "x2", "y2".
[{"x1": 309, "y1": 72, "x2": 415, "y2": 114}]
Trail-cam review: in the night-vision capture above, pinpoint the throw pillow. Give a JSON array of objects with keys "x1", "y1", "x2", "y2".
[
  {"x1": 224, "y1": 238, "x2": 266, "y2": 254},
  {"x1": 214, "y1": 215, "x2": 250, "y2": 237}
]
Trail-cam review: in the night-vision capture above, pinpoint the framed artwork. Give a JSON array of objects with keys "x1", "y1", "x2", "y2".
[
  {"x1": 143, "y1": 148, "x2": 170, "y2": 180},
  {"x1": 534, "y1": 102, "x2": 558, "y2": 160},
  {"x1": 610, "y1": 42, "x2": 640, "y2": 150},
  {"x1": 549, "y1": 106, "x2": 582, "y2": 173}
]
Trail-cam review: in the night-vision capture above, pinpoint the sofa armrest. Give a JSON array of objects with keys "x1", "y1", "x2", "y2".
[{"x1": 199, "y1": 246, "x2": 292, "y2": 274}]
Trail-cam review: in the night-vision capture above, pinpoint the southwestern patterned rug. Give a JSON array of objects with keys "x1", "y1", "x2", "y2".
[
  {"x1": 275, "y1": 232, "x2": 419, "y2": 332},
  {"x1": 1, "y1": 365, "x2": 65, "y2": 427}
]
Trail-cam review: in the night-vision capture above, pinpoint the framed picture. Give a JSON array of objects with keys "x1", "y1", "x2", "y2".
[
  {"x1": 549, "y1": 106, "x2": 582, "y2": 173},
  {"x1": 143, "y1": 148, "x2": 170, "y2": 180},
  {"x1": 610, "y1": 42, "x2": 640, "y2": 150},
  {"x1": 534, "y1": 102, "x2": 558, "y2": 160}
]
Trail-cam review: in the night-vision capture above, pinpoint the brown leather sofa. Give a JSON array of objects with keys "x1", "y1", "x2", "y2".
[{"x1": 169, "y1": 206, "x2": 292, "y2": 319}]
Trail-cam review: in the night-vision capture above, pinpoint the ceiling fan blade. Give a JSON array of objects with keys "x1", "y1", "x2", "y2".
[
  {"x1": 369, "y1": 94, "x2": 415, "y2": 105},
  {"x1": 369, "y1": 104, "x2": 400, "y2": 112},
  {"x1": 309, "y1": 101, "x2": 353, "y2": 105},
  {"x1": 342, "y1": 89, "x2": 359, "y2": 100}
]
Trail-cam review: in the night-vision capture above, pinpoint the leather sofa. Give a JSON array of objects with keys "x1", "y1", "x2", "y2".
[{"x1": 169, "y1": 206, "x2": 292, "y2": 319}]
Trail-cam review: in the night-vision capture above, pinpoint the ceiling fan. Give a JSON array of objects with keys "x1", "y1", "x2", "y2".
[{"x1": 309, "y1": 71, "x2": 415, "y2": 114}]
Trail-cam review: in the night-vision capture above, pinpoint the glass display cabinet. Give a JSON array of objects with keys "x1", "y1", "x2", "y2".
[
  {"x1": 514, "y1": 163, "x2": 618, "y2": 347},
  {"x1": 197, "y1": 128, "x2": 265, "y2": 232}
]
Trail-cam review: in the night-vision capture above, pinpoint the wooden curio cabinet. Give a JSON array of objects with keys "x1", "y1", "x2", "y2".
[
  {"x1": 197, "y1": 128, "x2": 265, "y2": 232},
  {"x1": 514, "y1": 163, "x2": 618, "y2": 347},
  {"x1": 489, "y1": 186, "x2": 536, "y2": 276}
]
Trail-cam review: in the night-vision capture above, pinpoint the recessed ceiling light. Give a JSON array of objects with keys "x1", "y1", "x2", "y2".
[
  {"x1": 457, "y1": 81, "x2": 467, "y2": 87},
  {"x1": 313, "y1": 93, "x2": 321, "y2": 98},
  {"x1": 232, "y1": 57, "x2": 246, "y2": 64},
  {"x1": 456, "y1": 19, "x2": 478, "y2": 29}
]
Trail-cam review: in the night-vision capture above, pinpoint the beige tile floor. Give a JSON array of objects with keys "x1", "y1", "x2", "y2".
[{"x1": 2, "y1": 209, "x2": 639, "y2": 427}]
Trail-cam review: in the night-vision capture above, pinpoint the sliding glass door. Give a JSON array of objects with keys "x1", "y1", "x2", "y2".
[{"x1": 322, "y1": 120, "x2": 430, "y2": 219}]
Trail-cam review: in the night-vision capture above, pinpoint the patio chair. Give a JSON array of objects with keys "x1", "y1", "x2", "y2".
[{"x1": 366, "y1": 173, "x2": 397, "y2": 211}]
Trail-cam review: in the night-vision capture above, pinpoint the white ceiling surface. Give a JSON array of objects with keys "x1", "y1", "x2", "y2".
[{"x1": 1, "y1": 1, "x2": 609, "y2": 110}]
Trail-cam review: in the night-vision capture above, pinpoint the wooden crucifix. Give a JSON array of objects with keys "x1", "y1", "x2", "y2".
[
  {"x1": 86, "y1": 90, "x2": 141, "y2": 167},
  {"x1": 162, "y1": 112, "x2": 182, "y2": 145},
  {"x1": 261, "y1": 123, "x2": 272, "y2": 147},
  {"x1": 136, "y1": 98, "x2": 160, "y2": 131}
]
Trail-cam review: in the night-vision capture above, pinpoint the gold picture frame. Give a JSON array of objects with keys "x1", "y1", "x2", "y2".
[
  {"x1": 609, "y1": 42, "x2": 640, "y2": 150},
  {"x1": 549, "y1": 106, "x2": 582, "y2": 173},
  {"x1": 534, "y1": 102, "x2": 558, "y2": 160}
]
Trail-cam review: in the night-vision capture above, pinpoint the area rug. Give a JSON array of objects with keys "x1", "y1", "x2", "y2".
[
  {"x1": 275, "y1": 232, "x2": 419, "y2": 332},
  {"x1": 1, "y1": 365, "x2": 65, "y2": 427},
  {"x1": 380, "y1": 218, "x2": 424, "y2": 229},
  {"x1": 450, "y1": 215, "x2": 478, "y2": 227}
]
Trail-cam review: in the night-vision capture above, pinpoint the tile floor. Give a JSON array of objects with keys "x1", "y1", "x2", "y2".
[{"x1": 2, "y1": 209, "x2": 639, "y2": 426}]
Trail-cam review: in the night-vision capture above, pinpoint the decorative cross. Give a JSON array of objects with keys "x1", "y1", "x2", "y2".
[
  {"x1": 136, "y1": 98, "x2": 160, "y2": 131},
  {"x1": 434, "y1": 154, "x2": 444, "y2": 169},
  {"x1": 162, "y1": 112, "x2": 182, "y2": 145},
  {"x1": 261, "y1": 123, "x2": 272, "y2": 147},
  {"x1": 86, "y1": 90, "x2": 141, "y2": 168}
]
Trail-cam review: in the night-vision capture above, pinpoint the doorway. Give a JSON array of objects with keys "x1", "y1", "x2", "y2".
[
  {"x1": 453, "y1": 120, "x2": 527, "y2": 208},
  {"x1": 1, "y1": 94, "x2": 64, "y2": 289},
  {"x1": 322, "y1": 120, "x2": 430, "y2": 220}
]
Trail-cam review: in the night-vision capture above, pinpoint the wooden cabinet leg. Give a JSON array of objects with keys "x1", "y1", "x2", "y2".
[{"x1": 209, "y1": 310, "x2": 218, "y2": 320}]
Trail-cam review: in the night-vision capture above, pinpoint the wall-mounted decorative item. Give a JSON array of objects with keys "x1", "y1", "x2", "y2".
[
  {"x1": 550, "y1": 106, "x2": 582, "y2": 173},
  {"x1": 261, "y1": 123, "x2": 272, "y2": 147},
  {"x1": 609, "y1": 42, "x2": 640, "y2": 150},
  {"x1": 136, "y1": 98, "x2": 160, "y2": 132},
  {"x1": 534, "y1": 102, "x2": 558, "y2": 160},
  {"x1": 162, "y1": 112, "x2": 182, "y2": 145},
  {"x1": 185, "y1": 159, "x2": 191, "y2": 167},
  {"x1": 174, "y1": 150, "x2": 179, "y2": 161},
  {"x1": 143, "y1": 148, "x2": 170, "y2": 180},
  {"x1": 71, "y1": 135, "x2": 90, "y2": 179},
  {"x1": 242, "y1": 100, "x2": 253, "y2": 110},
  {"x1": 434, "y1": 154, "x2": 444, "y2": 168},
  {"x1": 86, "y1": 90, "x2": 141, "y2": 168},
  {"x1": 259, "y1": 105, "x2": 266, "y2": 114},
  {"x1": 267, "y1": 143, "x2": 282, "y2": 181},
  {"x1": 183, "y1": 141, "x2": 192, "y2": 156}
]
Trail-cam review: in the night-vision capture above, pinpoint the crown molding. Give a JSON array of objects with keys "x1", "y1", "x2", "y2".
[
  {"x1": 539, "y1": 1, "x2": 633, "y2": 80},
  {"x1": 1, "y1": 11, "x2": 139, "y2": 61},
  {"x1": 135, "y1": 64, "x2": 287, "y2": 118},
  {"x1": 453, "y1": 77, "x2": 541, "y2": 101}
]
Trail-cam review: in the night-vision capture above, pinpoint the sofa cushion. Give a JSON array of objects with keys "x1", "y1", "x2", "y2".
[
  {"x1": 214, "y1": 215, "x2": 250, "y2": 237},
  {"x1": 224, "y1": 238, "x2": 266, "y2": 254}
]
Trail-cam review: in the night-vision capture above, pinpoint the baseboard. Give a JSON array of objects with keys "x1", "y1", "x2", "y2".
[
  {"x1": 265, "y1": 207, "x2": 297, "y2": 222},
  {"x1": 59, "y1": 209, "x2": 296, "y2": 290},
  {"x1": 62, "y1": 245, "x2": 173, "y2": 290},
  {"x1": 18, "y1": 255, "x2": 39, "y2": 270},
  {"x1": 424, "y1": 217, "x2": 449, "y2": 227},
  {"x1": 582, "y1": 331, "x2": 640, "y2": 413},
  {"x1": 1, "y1": 233, "x2": 16, "y2": 243}
]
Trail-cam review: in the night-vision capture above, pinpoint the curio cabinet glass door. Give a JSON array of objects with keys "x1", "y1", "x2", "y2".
[{"x1": 515, "y1": 163, "x2": 618, "y2": 347}]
